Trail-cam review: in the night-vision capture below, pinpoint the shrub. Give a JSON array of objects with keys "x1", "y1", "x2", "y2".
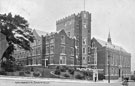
[
  {"x1": 131, "y1": 75, "x2": 135, "y2": 81},
  {"x1": 55, "y1": 69, "x2": 61, "y2": 75},
  {"x1": 56, "y1": 66, "x2": 60, "y2": 70},
  {"x1": 98, "y1": 73, "x2": 105, "y2": 80},
  {"x1": 33, "y1": 72, "x2": 40, "y2": 77},
  {"x1": 63, "y1": 73, "x2": 70, "y2": 78},
  {"x1": 19, "y1": 71, "x2": 24, "y2": 76},
  {"x1": 60, "y1": 66, "x2": 68, "y2": 72},
  {"x1": 68, "y1": 68, "x2": 74, "y2": 75},
  {"x1": 0, "y1": 71, "x2": 7, "y2": 75},
  {"x1": 25, "y1": 71, "x2": 30, "y2": 74},
  {"x1": 75, "y1": 74, "x2": 85, "y2": 80}
]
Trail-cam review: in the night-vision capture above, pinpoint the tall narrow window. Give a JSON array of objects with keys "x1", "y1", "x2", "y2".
[
  {"x1": 61, "y1": 46, "x2": 65, "y2": 54},
  {"x1": 50, "y1": 46, "x2": 54, "y2": 54},
  {"x1": 83, "y1": 48, "x2": 85, "y2": 54},
  {"x1": 61, "y1": 35, "x2": 65, "y2": 44},
  {"x1": 82, "y1": 38, "x2": 86, "y2": 45},
  {"x1": 60, "y1": 56, "x2": 66, "y2": 64},
  {"x1": 68, "y1": 32, "x2": 70, "y2": 37}
]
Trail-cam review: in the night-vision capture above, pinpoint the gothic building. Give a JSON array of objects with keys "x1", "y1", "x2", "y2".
[
  {"x1": 91, "y1": 33, "x2": 131, "y2": 79},
  {"x1": 56, "y1": 11, "x2": 91, "y2": 67}
]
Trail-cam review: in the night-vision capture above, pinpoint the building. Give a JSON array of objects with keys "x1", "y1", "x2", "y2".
[
  {"x1": 13, "y1": 29, "x2": 47, "y2": 67},
  {"x1": 56, "y1": 11, "x2": 91, "y2": 67},
  {"x1": 13, "y1": 29, "x2": 75, "y2": 68},
  {"x1": 91, "y1": 33, "x2": 131, "y2": 79},
  {"x1": 0, "y1": 32, "x2": 8, "y2": 59},
  {"x1": 45, "y1": 29, "x2": 74, "y2": 67},
  {"x1": 0, "y1": 32, "x2": 8, "y2": 71}
]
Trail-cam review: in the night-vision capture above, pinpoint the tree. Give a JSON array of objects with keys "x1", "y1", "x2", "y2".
[{"x1": 0, "y1": 13, "x2": 34, "y2": 71}]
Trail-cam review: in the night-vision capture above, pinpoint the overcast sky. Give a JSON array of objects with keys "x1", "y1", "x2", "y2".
[{"x1": 0, "y1": 0, "x2": 135, "y2": 71}]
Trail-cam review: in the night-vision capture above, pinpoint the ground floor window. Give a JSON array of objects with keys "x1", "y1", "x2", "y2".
[{"x1": 59, "y1": 56, "x2": 66, "y2": 64}]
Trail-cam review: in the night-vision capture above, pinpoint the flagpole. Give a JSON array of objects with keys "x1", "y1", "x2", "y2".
[{"x1": 84, "y1": 0, "x2": 85, "y2": 11}]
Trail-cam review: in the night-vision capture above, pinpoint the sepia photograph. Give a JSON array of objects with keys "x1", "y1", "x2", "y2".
[{"x1": 0, "y1": 0, "x2": 135, "y2": 86}]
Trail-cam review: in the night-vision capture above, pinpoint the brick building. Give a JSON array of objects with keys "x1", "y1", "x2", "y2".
[
  {"x1": 56, "y1": 11, "x2": 91, "y2": 67},
  {"x1": 45, "y1": 29, "x2": 74, "y2": 67},
  {"x1": 0, "y1": 33, "x2": 8, "y2": 59},
  {"x1": 0, "y1": 32, "x2": 8, "y2": 70},
  {"x1": 13, "y1": 29, "x2": 75, "y2": 68},
  {"x1": 91, "y1": 33, "x2": 131, "y2": 79},
  {"x1": 13, "y1": 29, "x2": 47, "y2": 67}
]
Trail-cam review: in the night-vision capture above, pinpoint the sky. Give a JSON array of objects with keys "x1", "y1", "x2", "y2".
[{"x1": 0, "y1": 0, "x2": 135, "y2": 71}]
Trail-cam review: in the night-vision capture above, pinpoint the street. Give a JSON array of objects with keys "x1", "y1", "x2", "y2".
[{"x1": 0, "y1": 76, "x2": 135, "y2": 86}]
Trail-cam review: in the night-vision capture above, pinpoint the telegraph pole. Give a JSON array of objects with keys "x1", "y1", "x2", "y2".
[
  {"x1": 84, "y1": 0, "x2": 85, "y2": 11},
  {"x1": 73, "y1": 37, "x2": 76, "y2": 69},
  {"x1": 108, "y1": 53, "x2": 110, "y2": 83}
]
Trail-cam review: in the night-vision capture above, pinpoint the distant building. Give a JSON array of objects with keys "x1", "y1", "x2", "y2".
[
  {"x1": 91, "y1": 33, "x2": 131, "y2": 79},
  {"x1": 56, "y1": 11, "x2": 91, "y2": 67}
]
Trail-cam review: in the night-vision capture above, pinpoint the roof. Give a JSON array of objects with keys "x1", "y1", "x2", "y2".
[
  {"x1": 93, "y1": 38, "x2": 127, "y2": 53},
  {"x1": 33, "y1": 29, "x2": 48, "y2": 36}
]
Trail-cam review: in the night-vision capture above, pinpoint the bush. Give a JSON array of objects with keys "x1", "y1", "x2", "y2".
[
  {"x1": 60, "y1": 66, "x2": 68, "y2": 72},
  {"x1": 19, "y1": 71, "x2": 24, "y2": 76},
  {"x1": 98, "y1": 73, "x2": 105, "y2": 80},
  {"x1": 131, "y1": 75, "x2": 135, "y2": 81},
  {"x1": 68, "y1": 68, "x2": 74, "y2": 75},
  {"x1": 63, "y1": 73, "x2": 70, "y2": 78},
  {"x1": 75, "y1": 74, "x2": 85, "y2": 80},
  {"x1": 25, "y1": 71, "x2": 30, "y2": 74},
  {"x1": 33, "y1": 72, "x2": 40, "y2": 77},
  {"x1": 0, "y1": 71, "x2": 7, "y2": 75},
  {"x1": 55, "y1": 69, "x2": 61, "y2": 75},
  {"x1": 56, "y1": 66, "x2": 60, "y2": 70}
]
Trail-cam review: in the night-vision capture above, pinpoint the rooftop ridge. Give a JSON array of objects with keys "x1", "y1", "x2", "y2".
[{"x1": 93, "y1": 37, "x2": 128, "y2": 53}]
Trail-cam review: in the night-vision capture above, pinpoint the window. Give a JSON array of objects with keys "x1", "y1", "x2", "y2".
[
  {"x1": 61, "y1": 46, "x2": 65, "y2": 54},
  {"x1": 88, "y1": 29, "x2": 90, "y2": 33},
  {"x1": 83, "y1": 23, "x2": 87, "y2": 28},
  {"x1": 68, "y1": 32, "x2": 70, "y2": 37},
  {"x1": 50, "y1": 55, "x2": 54, "y2": 64},
  {"x1": 50, "y1": 38, "x2": 54, "y2": 43},
  {"x1": 46, "y1": 46, "x2": 50, "y2": 54},
  {"x1": 61, "y1": 35, "x2": 65, "y2": 44},
  {"x1": 76, "y1": 48, "x2": 79, "y2": 54},
  {"x1": 88, "y1": 47, "x2": 90, "y2": 53},
  {"x1": 50, "y1": 46, "x2": 54, "y2": 54},
  {"x1": 60, "y1": 56, "x2": 66, "y2": 64},
  {"x1": 76, "y1": 41, "x2": 79, "y2": 46},
  {"x1": 82, "y1": 38, "x2": 86, "y2": 45},
  {"x1": 71, "y1": 47, "x2": 74, "y2": 56},
  {"x1": 84, "y1": 13, "x2": 87, "y2": 18},
  {"x1": 83, "y1": 48, "x2": 85, "y2": 54},
  {"x1": 83, "y1": 57, "x2": 86, "y2": 60}
]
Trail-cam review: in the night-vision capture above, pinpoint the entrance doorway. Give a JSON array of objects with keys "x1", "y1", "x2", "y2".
[
  {"x1": 119, "y1": 68, "x2": 121, "y2": 77},
  {"x1": 45, "y1": 59, "x2": 49, "y2": 67}
]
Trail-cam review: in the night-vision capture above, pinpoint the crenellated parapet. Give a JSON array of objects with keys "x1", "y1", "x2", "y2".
[{"x1": 56, "y1": 14, "x2": 76, "y2": 24}]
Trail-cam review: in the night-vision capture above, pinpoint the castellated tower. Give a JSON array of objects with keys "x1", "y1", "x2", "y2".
[{"x1": 56, "y1": 11, "x2": 91, "y2": 67}]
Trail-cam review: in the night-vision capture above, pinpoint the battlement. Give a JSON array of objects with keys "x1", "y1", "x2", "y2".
[
  {"x1": 56, "y1": 11, "x2": 91, "y2": 24},
  {"x1": 56, "y1": 14, "x2": 76, "y2": 24}
]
